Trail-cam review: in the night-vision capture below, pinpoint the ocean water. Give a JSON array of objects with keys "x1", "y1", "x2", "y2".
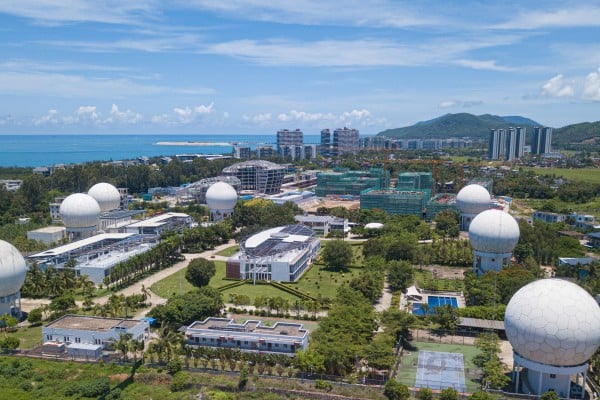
[{"x1": 0, "y1": 134, "x2": 321, "y2": 167}]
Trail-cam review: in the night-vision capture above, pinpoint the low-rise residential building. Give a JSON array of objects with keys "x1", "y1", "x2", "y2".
[
  {"x1": 42, "y1": 315, "x2": 150, "y2": 359},
  {"x1": 532, "y1": 211, "x2": 567, "y2": 224},
  {"x1": 184, "y1": 317, "x2": 309, "y2": 355}
]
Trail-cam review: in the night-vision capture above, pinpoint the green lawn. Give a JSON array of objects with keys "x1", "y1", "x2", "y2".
[
  {"x1": 396, "y1": 341, "x2": 482, "y2": 393},
  {"x1": 151, "y1": 244, "x2": 366, "y2": 303},
  {"x1": 295, "y1": 264, "x2": 362, "y2": 300},
  {"x1": 6, "y1": 325, "x2": 42, "y2": 349},
  {"x1": 414, "y1": 270, "x2": 465, "y2": 292},
  {"x1": 522, "y1": 167, "x2": 600, "y2": 184},
  {"x1": 150, "y1": 260, "x2": 228, "y2": 298},
  {"x1": 222, "y1": 283, "x2": 298, "y2": 303},
  {"x1": 215, "y1": 245, "x2": 239, "y2": 257}
]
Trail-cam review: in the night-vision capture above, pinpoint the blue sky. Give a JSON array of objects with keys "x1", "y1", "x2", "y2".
[{"x1": 0, "y1": 0, "x2": 599, "y2": 135}]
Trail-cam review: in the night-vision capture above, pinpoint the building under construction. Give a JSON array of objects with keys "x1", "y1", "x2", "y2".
[
  {"x1": 396, "y1": 172, "x2": 434, "y2": 191},
  {"x1": 360, "y1": 188, "x2": 431, "y2": 217},
  {"x1": 425, "y1": 193, "x2": 458, "y2": 220},
  {"x1": 222, "y1": 160, "x2": 286, "y2": 195},
  {"x1": 315, "y1": 168, "x2": 389, "y2": 197}
]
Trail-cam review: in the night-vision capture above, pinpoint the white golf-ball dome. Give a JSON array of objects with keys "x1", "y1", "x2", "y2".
[
  {"x1": 456, "y1": 184, "x2": 491, "y2": 214},
  {"x1": 0, "y1": 240, "x2": 27, "y2": 297},
  {"x1": 468, "y1": 209, "x2": 520, "y2": 253},
  {"x1": 505, "y1": 279, "x2": 600, "y2": 366},
  {"x1": 206, "y1": 181, "x2": 238, "y2": 210},
  {"x1": 88, "y1": 182, "x2": 121, "y2": 212},
  {"x1": 59, "y1": 193, "x2": 101, "y2": 228}
]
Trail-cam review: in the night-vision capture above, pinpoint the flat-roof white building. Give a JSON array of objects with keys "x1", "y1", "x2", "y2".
[
  {"x1": 27, "y1": 233, "x2": 160, "y2": 284},
  {"x1": 226, "y1": 224, "x2": 320, "y2": 282},
  {"x1": 43, "y1": 314, "x2": 150, "y2": 359},
  {"x1": 27, "y1": 226, "x2": 66, "y2": 245},
  {"x1": 294, "y1": 214, "x2": 348, "y2": 236},
  {"x1": 125, "y1": 212, "x2": 193, "y2": 235},
  {"x1": 185, "y1": 317, "x2": 309, "y2": 356}
]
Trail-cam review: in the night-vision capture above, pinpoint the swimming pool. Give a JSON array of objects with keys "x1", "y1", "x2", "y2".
[{"x1": 412, "y1": 295, "x2": 459, "y2": 316}]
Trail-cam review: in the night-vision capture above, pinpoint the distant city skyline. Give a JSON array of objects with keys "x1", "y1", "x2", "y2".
[{"x1": 0, "y1": 1, "x2": 599, "y2": 134}]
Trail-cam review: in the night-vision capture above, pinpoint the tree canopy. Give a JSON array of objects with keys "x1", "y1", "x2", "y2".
[{"x1": 185, "y1": 258, "x2": 216, "y2": 288}]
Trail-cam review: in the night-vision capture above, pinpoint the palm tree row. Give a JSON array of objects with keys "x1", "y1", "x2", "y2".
[
  {"x1": 104, "y1": 236, "x2": 182, "y2": 289},
  {"x1": 22, "y1": 261, "x2": 95, "y2": 298}
]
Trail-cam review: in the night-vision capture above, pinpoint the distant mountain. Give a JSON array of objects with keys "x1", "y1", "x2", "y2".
[
  {"x1": 377, "y1": 113, "x2": 542, "y2": 139},
  {"x1": 501, "y1": 115, "x2": 541, "y2": 126},
  {"x1": 553, "y1": 121, "x2": 600, "y2": 147}
]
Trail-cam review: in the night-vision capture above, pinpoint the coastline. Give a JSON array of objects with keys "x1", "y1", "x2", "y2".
[{"x1": 155, "y1": 141, "x2": 234, "y2": 146}]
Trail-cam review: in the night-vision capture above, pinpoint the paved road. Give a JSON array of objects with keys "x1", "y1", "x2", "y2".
[{"x1": 20, "y1": 240, "x2": 237, "y2": 318}]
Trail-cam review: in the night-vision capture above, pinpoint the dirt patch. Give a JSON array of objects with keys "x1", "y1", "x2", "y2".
[
  {"x1": 108, "y1": 373, "x2": 130, "y2": 382},
  {"x1": 418, "y1": 265, "x2": 468, "y2": 280}
]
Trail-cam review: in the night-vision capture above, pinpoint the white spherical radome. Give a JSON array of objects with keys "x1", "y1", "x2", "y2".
[
  {"x1": 456, "y1": 184, "x2": 491, "y2": 214},
  {"x1": 505, "y1": 279, "x2": 600, "y2": 366},
  {"x1": 88, "y1": 182, "x2": 121, "y2": 212},
  {"x1": 59, "y1": 193, "x2": 101, "y2": 228},
  {"x1": 0, "y1": 240, "x2": 27, "y2": 297},
  {"x1": 468, "y1": 209, "x2": 520, "y2": 253},
  {"x1": 206, "y1": 181, "x2": 238, "y2": 211}
]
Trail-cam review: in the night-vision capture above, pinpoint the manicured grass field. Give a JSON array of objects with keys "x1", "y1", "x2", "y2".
[
  {"x1": 396, "y1": 341, "x2": 482, "y2": 393},
  {"x1": 152, "y1": 244, "x2": 366, "y2": 303},
  {"x1": 295, "y1": 263, "x2": 362, "y2": 300},
  {"x1": 150, "y1": 260, "x2": 228, "y2": 298},
  {"x1": 215, "y1": 245, "x2": 239, "y2": 257},
  {"x1": 523, "y1": 167, "x2": 600, "y2": 184},
  {"x1": 221, "y1": 283, "x2": 298, "y2": 303}
]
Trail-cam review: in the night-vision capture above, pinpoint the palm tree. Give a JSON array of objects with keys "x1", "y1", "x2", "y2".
[{"x1": 116, "y1": 333, "x2": 133, "y2": 361}]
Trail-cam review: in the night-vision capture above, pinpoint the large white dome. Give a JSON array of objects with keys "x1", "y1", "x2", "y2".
[
  {"x1": 505, "y1": 279, "x2": 600, "y2": 366},
  {"x1": 88, "y1": 182, "x2": 121, "y2": 212},
  {"x1": 456, "y1": 184, "x2": 491, "y2": 214},
  {"x1": 469, "y1": 209, "x2": 520, "y2": 253},
  {"x1": 206, "y1": 181, "x2": 238, "y2": 211},
  {"x1": 59, "y1": 193, "x2": 101, "y2": 228},
  {"x1": 0, "y1": 240, "x2": 27, "y2": 297}
]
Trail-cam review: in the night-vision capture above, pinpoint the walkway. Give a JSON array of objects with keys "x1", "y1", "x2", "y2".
[{"x1": 20, "y1": 240, "x2": 237, "y2": 318}]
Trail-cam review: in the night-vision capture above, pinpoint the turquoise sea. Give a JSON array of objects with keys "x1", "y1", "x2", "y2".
[{"x1": 0, "y1": 134, "x2": 321, "y2": 167}]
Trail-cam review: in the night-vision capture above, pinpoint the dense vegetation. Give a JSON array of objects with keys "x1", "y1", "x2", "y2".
[{"x1": 377, "y1": 113, "x2": 540, "y2": 139}]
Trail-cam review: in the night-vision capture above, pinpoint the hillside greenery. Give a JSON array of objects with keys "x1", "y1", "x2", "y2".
[
  {"x1": 553, "y1": 121, "x2": 600, "y2": 147},
  {"x1": 377, "y1": 113, "x2": 540, "y2": 139}
]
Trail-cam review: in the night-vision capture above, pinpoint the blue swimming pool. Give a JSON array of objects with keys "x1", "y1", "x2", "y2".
[{"x1": 412, "y1": 296, "x2": 458, "y2": 316}]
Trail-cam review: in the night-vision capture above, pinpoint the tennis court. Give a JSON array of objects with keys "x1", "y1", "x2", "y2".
[
  {"x1": 396, "y1": 341, "x2": 481, "y2": 393},
  {"x1": 415, "y1": 351, "x2": 466, "y2": 392}
]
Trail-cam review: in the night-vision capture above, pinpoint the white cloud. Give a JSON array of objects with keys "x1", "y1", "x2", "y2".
[
  {"x1": 33, "y1": 109, "x2": 60, "y2": 126},
  {"x1": 107, "y1": 104, "x2": 143, "y2": 124},
  {"x1": 173, "y1": 103, "x2": 216, "y2": 123},
  {"x1": 76, "y1": 106, "x2": 99, "y2": 120},
  {"x1": 252, "y1": 113, "x2": 271, "y2": 122},
  {"x1": 454, "y1": 59, "x2": 512, "y2": 72},
  {"x1": 582, "y1": 68, "x2": 600, "y2": 101},
  {"x1": 182, "y1": 0, "x2": 438, "y2": 28},
  {"x1": 0, "y1": 1, "x2": 158, "y2": 25},
  {"x1": 439, "y1": 100, "x2": 459, "y2": 109},
  {"x1": 541, "y1": 74, "x2": 574, "y2": 97},
  {"x1": 438, "y1": 99, "x2": 483, "y2": 109},
  {"x1": 496, "y1": 7, "x2": 600, "y2": 29},
  {"x1": 206, "y1": 35, "x2": 522, "y2": 68}
]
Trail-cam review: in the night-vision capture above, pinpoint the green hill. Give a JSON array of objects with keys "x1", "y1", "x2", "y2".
[
  {"x1": 553, "y1": 121, "x2": 600, "y2": 147},
  {"x1": 377, "y1": 113, "x2": 541, "y2": 138}
]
